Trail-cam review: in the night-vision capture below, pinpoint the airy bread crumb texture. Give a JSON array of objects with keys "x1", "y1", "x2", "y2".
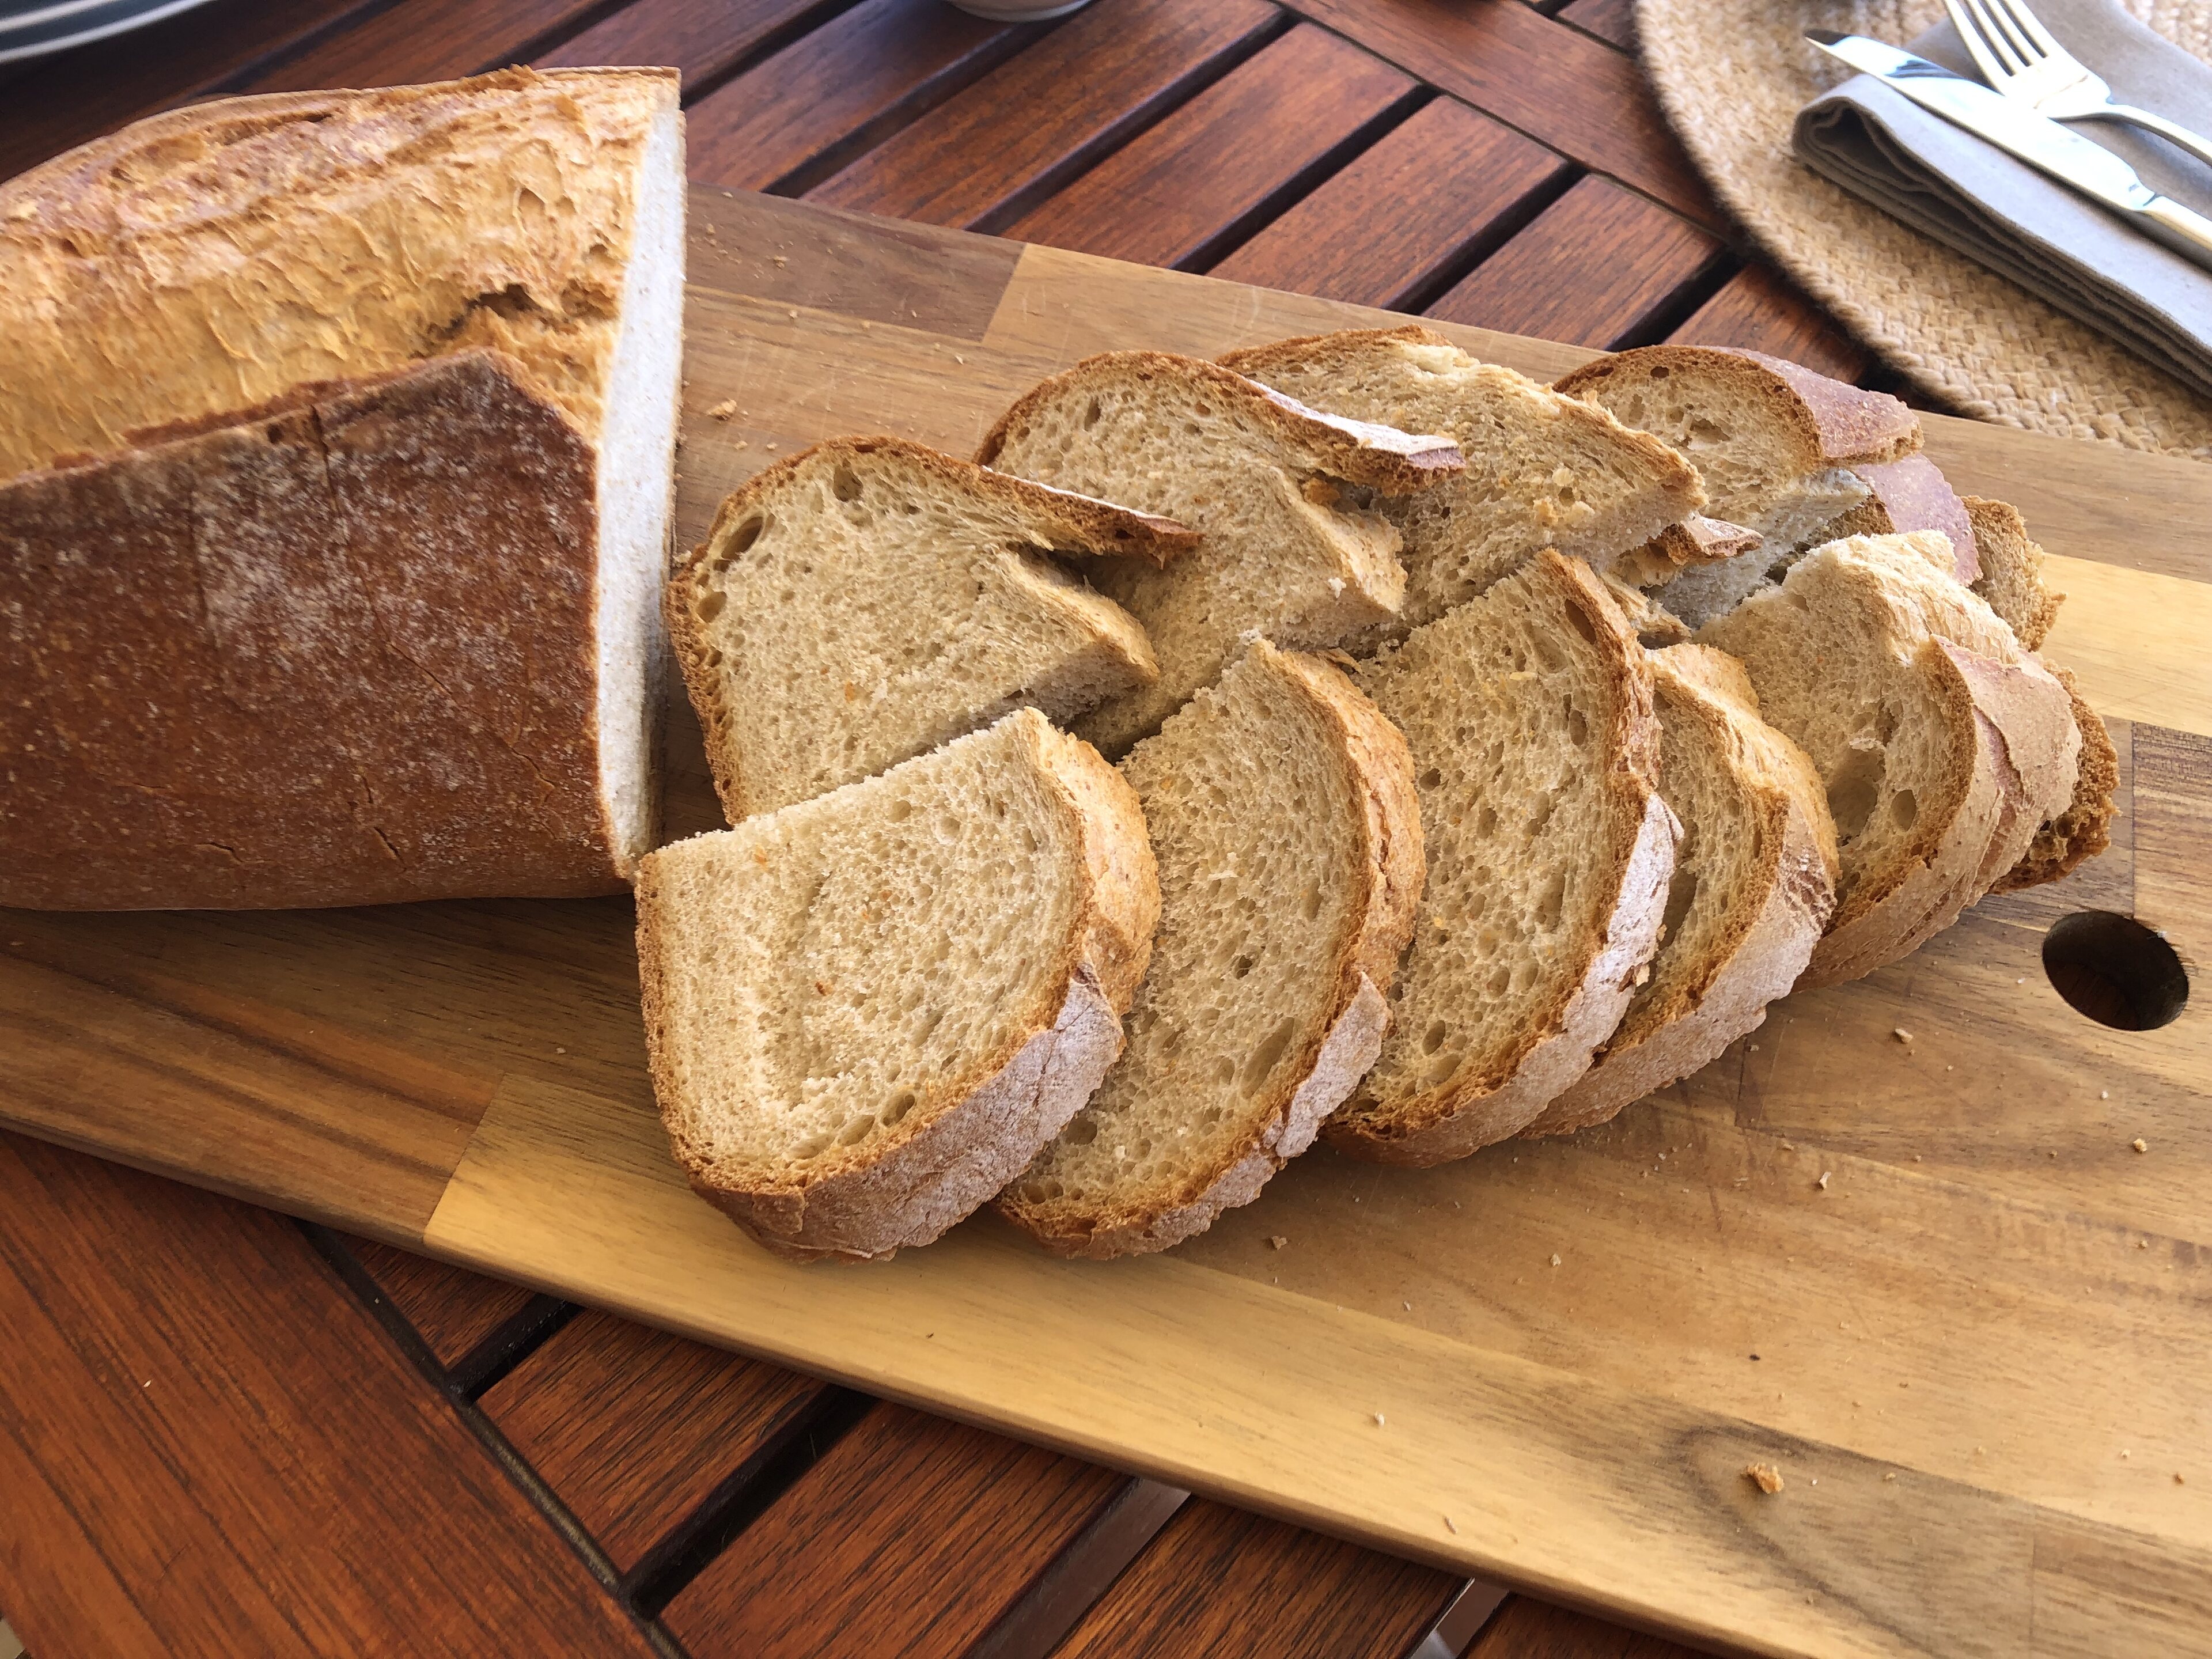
[
  {"x1": 1001, "y1": 640, "x2": 1422, "y2": 1257},
  {"x1": 637, "y1": 709, "x2": 1157, "y2": 1263},
  {"x1": 978, "y1": 351, "x2": 1461, "y2": 755},
  {"x1": 1330, "y1": 551, "x2": 1676, "y2": 1163},
  {"x1": 1218, "y1": 326, "x2": 1705, "y2": 631},
  {"x1": 1698, "y1": 533, "x2": 2078, "y2": 986},
  {"x1": 670, "y1": 436, "x2": 1167, "y2": 819}
]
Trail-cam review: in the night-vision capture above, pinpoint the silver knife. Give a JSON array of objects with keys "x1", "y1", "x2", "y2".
[{"x1": 1806, "y1": 30, "x2": 2212, "y2": 272}]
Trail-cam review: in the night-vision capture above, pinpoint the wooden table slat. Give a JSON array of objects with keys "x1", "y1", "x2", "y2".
[
  {"x1": 1467, "y1": 1594, "x2": 1708, "y2": 1658},
  {"x1": 0, "y1": 0, "x2": 382, "y2": 181},
  {"x1": 685, "y1": 0, "x2": 1033, "y2": 198},
  {"x1": 1665, "y1": 261, "x2": 1870, "y2": 385},
  {"x1": 1047, "y1": 1499, "x2": 1461, "y2": 1659},
  {"x1": 0, "y1": 1134, "x2": 660, "y2": 1659},
  {"x1": 1423, "y1": 173, "x2": 1725, "y2": 349},
  {"x1": 806, "y1": 0, "x2": 1282, "y2": 230},
  {"x1": 1558, "y1": 0, "x2": 1635, "y2": 52},
  {"x1": 1209, "y1": 96, "x2": 1570, "y2": 310},
  {"x1": 338, "y1": 1235, "x2": 540, "y2": 1369},
  {"x1": 1006, "y1": 23, "x2": 1414, "y2": 270},
  {"x1": 536, "y1": 0, "x2": 838, "y2": 92},
  {"x1": 661, "y1": 1403, "x2": 1126, "y2": 1659},
  {"x1": 242, "y1": 0, "x2": 607, "y2": 93},
  {"x1": 1279, "y1": 0, "x2": 1719, "y2": 227},
  {"x1": 481, "y1": 1308, "x2": 830, "y2": 1571}
]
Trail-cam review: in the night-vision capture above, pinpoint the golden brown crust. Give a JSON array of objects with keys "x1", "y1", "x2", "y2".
[
  {"x1": 976, "y1": 350, "x2": 1465, "y2": 493},
  {"x1": 1991, "y1": 665, "x2": 2117, "y2": 893},
  {"x1": 0, "y1": 349, "x2": 627, "y2": 909},
  {"x1": 0, "y1": 67, "x2": 678, "y2": 482},
  {"x1": 1553, "y1": 345, "x2": 1921, "y2": 472}
]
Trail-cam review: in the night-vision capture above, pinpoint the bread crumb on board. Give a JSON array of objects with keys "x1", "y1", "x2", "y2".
[
  {"x1": 1444, "y1": 1514, "x2": 1459, "y2": 1533},
  {"x1": 2134, "y1": 1138, "x2": 2149, "y2": 1153},
  {"x1": 1745, "y1": 1462, "x2": 1785, "y2": 1494},
  {"x1": 1269, "y1": 1235, "x2": 1288, "y2": 1250},
  {"x1": 1817, "y1": 1171, "x2": 1831, "y2": 1191},
  {"x1": 707, "y1": 399, "x2": 738, "y2": 420},
  {"x1": 1892, "y1": 1027, "x2": 1914, "y2": 1045},
  {"x1": 1373, "y1": 1412, "x2": 1386, "y2": 1427}
]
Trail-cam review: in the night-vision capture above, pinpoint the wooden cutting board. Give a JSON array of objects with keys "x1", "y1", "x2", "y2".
[{"x1": 6, "y1": 185, "x2": 2209, "y2": 1659}]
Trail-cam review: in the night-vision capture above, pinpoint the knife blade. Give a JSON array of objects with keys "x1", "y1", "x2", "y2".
[{"x1": 1806, "y1": 29, "x2": 2212, "y2": 272}]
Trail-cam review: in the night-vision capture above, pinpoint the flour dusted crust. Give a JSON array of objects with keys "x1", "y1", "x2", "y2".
[
  {"x1": 0, "y1": 67, "x2": 684, "y2": 909},
  {"x1": 0, "y1": 66, "x2": 678, "y2": 478},
  {"x1": 0, "y1": 351, "x2": 626, "y2": 909}
]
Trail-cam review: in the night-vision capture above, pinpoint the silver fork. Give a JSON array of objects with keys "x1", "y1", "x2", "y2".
[{"x1": 1944, "y1": 0, "x2": 2212, "y2": 169}]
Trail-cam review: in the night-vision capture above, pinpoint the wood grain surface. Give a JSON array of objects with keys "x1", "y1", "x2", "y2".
[
  {"x1": 0, "y1": 1132, "x2": 660, "y2": 1658},
  {"x1": 5, "y1": 187, "x2": 2209, "y2": 1659}
]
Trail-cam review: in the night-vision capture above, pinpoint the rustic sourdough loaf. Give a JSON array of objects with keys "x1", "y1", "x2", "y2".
[
  {"x1": 0, "y1": 68, "x2": 683, "y2": 908},
  {"x1": 637, "y1": 709, "x2": 1158, "y2": 1264},
  {"x1": 1698, "y1": 533, "x2": 2080, "y2": 987},
  {"x1": 976, "y1": 351, "x2": 1462, "y2": 753},
  {"x1": 1330, "y1": 551, "x2": 1677, "y2": 1164},
  {"x1": 1524, "y1": 644, "x2": 1837, "y2": 1137},
  {"x1": 1218, "y1": 326, "x2": 1705, "y2": 631},
  {"x1": 668, "y1": 435, "x2": 1191, "y2": 819},
  {"x1": 999, "y1": 641, "x2": 1422, "y2": 1257},
  {"x1": 1555, "y1": 346, "x2": 1926, "y2": 627}
]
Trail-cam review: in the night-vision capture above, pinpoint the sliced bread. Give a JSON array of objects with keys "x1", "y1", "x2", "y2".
[
  {"x1": 976, "y1": 351, "x2": 1463, "y2": 754},
  {"x1": 1813, "y1": 455, "x2": 1979, "y2": 583},
  {"x1": 1991, "y1": 665, "x2": 2118, "y2": 893},
  {"x1": 1696, "y1": 533, "x2": 2081, "y2": 987},
  {"x1": 636, "y1": 708, "x2": 1159, "y2": 1263},
  {"x1": 1554, "y1": 346, "x2": 1923, "y2": 629},
  {"x1": 668, "y1": 435, "x2": 1193, "y2": 820},
  {"x1": 1612, "y1": 515, "x2": 1763, "y2": 589},
  {"x1": 1217, "y1": 325, "x2": 1704, "y2": 629},
  {"x1": 1523, "y1": 644, "x2": 1838, "y2": 1137},
  {"x1": 1963, "y1": 495, "x2": 2062, "y2": 650},
  {"x1": 1328, "y1": 551, "x2": 1677, "y2": 1164},
  {"x1": 998, "y1": 641, "x2": 1423, "y2": 1257}
]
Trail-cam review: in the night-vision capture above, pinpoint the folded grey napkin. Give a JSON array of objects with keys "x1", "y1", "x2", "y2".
[{"x1": 1794, "y1": 0, "x2": 2212, "y2": 399}]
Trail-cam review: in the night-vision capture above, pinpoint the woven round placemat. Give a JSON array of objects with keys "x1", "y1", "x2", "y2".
[{"x1": 1635, "y1": 0, "x2": 2212, "y2": 460}]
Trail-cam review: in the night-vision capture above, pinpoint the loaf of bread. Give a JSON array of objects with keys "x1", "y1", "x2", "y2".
[
  {"x1": 976, "y1": 351, "x2": 1463, "y2": 753},
  {"x1": 0, "y1": 67, "x2": 683, "y2": 908},
  {"x1": 638, "y1": 709, "x2": 1158, "y2": 1263},
  {"x1": 999, "y1": 641, "x2": 1422, "y2": 1257},
  {"x1": 1524, "y1": 644, "x2": 1836, "y2": 1137},
  {"x1": 1218, "y1": 325, "x2": 1704, "y2": 631},
  {"x1": 667, "y1": 435, "x2": 1191, "y2": 820},
  {"x1": 1330, "y1": 551, "x2": 1677, "y2": 1163}
]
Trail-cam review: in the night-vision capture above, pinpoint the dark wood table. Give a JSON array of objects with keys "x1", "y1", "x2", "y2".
[{"x1": 1, "y1": 2, "x2": 1880, "y2": 1653}]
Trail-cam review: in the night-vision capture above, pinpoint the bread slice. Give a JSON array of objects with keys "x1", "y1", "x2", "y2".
[
  {"x1": 1697, "y1": 533, "x2": 2081, "y2": 987},
  {"x1": 637, "y1": 709, "x2": 1159, "y2": 1263},
  {"x1": 1328, "y1": 551, "x2": 1677, "y2": 1164},
  {"x1": 1814, "y1": 455, "x2": 1979, "y2": 583},
  {"x1": 1963, "y1": 495, "x2": 2062, "y2": 650},
  {"x1": 1523, "y1": 645, "x2": 1838, "y2": 1137},
  {"x1": 1217, "y1": 325, "x2": 1704, "y2": 630},
  {"x1": 1554, "y1": 346, "x2": 1923, "y2": 628},
  {"x1": 0, "y1": 67, "x2": 684, "y2": 908},
  {"x1": 998, "y1": 641, "x2": 1422, "y2": 1257},
  {"x1": 1612, "y1": 515, "x2": 1763, "y2": 588},
  {"x1": 1991, "y1": 664, "x2": 2118, "y2": 893},
  {"x1": 668, "y1": 435, "x2": 1193, "y2": 820},
  {"x1": 976, "y1": 351, "x2": 1463, "y2": 754}
]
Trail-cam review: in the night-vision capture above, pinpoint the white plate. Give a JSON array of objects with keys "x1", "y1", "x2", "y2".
[{"x1": 0, "y1": 0, "x2": 220, "y2": 64}]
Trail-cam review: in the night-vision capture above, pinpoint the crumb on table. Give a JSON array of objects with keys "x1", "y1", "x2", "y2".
[{"x1": 1745, "y1": 1462, "x2": 1785, "y2": 1495}]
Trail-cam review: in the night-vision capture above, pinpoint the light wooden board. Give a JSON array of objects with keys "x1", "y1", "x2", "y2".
[{"x1": 4, "y1": 185, "x2": 2209, "y2": 1659}]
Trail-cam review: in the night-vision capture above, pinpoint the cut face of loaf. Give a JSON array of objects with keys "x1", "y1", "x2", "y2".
[
  {"x1": 1217, "y1": 326, "x2": 1704, "y2": 631},
  {"x1": 1524, "y1": 644, "x2": 1838, "y2": 1137},
  {"x1": 637, "y1": 709, "x2": 1159, "y2": 1264},
  {"x1": 668, "y1": 435, "x2": 1192, "y2": 819},
  {"x1": 977, "y1": 351, "x2": 1463, "y2": 754},
  {"x1": 0, "y1": 68, "x2": 684, "y2": 904},
  {"x1": 1331, "y1": 551, "x2": 1677, "y2": 1165},
  {"x1": 1697, "y1": 533, "x2": 2081, "y2": 987},
  {"x1": 999, "y1": 641, "x2": 1423, "y2": 1258}
]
